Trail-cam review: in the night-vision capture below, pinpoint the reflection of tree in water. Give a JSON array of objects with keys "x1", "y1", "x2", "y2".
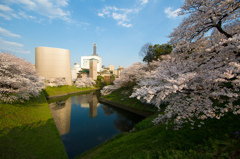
[
  {"x1": 49, "y1": 101, "x2": 66, "y2": 110},
  {"x1": 100, "y1": 105, "x2": 138, "y2": 132},
  {"x1": 113, "y1": 113, "x2": 136, "y2": 132},
  {"x1": 100, "y1": 105, "x2": 115, "y2": 116}
]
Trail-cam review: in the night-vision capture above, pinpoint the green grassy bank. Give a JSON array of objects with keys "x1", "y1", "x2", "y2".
[
  {"x1": 102, "y1": 87, "x2": 157, "y2": 113},
  {"x1": 0, "y1": 92, "x2": 68, "y2": 158},
  {"x1": 78, "y1": 112, "x2": 240, "y2": 159},
  {"x1": 44, "y1": 85, "x2": 98, "y2": 97}
]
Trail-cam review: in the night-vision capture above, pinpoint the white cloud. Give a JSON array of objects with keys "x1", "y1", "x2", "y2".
[
  {"x1": 0, "y1": 38, "x2": 30, "y2": 54},
  {"x1": 98, "y1": 6, "x2": 134, "y2": 27},
  {"x1": 0, "y1": 13, "x2": 11, "y2": 20},
  {"x1": 118, "y1": 21, "x2": 132, "y2": 28},
  {"x1": 139, "y1": 0, "x2": 148, "y2": 5},
  {"x1": 18, "y1": 11, "x2": 36, "y2": 20},
  {"x1": 0, "y1": 38, "x2": 23, "y2": 48},
  {"x1": 0, "y1": 4, "x2": 13, "y2": 12},
  {"x1": 0, "y1": 27, "x2": 21, "y2": 38},
  {"x1": 112, "y1": 12, "x2": 127, "y2": 21},
  {"x1": 97, "y1": 0, "x2": 148, "y2": 28},
  {"x1": 0, "y1": 0, "x2": 71, "y2": 22},
  {"x1": 164, "y1": 7, "x2": 181, "y2": 18},
  {"x1": 0, "y1": 4, "x2": 19, "y2": 20},
  {"x1": 98, "y1": 13, "x2": 104, "y2": 17}
]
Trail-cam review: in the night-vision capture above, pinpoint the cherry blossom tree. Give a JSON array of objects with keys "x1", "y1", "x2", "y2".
[
  {"x1": 44, "y1": 78, "x2": 67, "y2": 87},
  {"x1": 169, "y1": 0, "x2": 240, "y2": 46},
  {"x1": 101, "y1": 0, "x2": 240, "y2": 130},
  {"x1": 101, "y1": 62, "x2": 148, "y2": 96},
  {"x1": 131, "y1": 35, "x2": 240, "y2": 129},
  {"x1": 0, "y1": 52, "x2": 44, "y2": 103},
  {"x1": 75, "y1": 77, "x2": 96, "y2": 88}
]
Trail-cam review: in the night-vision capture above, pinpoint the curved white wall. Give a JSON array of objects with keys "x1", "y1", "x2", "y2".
[{"x1": 35, "y1": 47, "x2": 72, "y2": 85}]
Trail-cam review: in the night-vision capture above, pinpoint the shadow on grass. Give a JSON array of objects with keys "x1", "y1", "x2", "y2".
[
  {"x1": 42, "y1": 89, "x2": 50, "y2": 98},
  {"x1": 0, "y1": 119, "x2": 68, "y2": 159}
]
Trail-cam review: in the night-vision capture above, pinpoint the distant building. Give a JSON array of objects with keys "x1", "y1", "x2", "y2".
[
  {"x1": 71, "y1": 63, "x2": 81, "y2": 81},
  {"x1": 100, "y1": 65, "x2": 124, "y2": 78},
  {"x1": 117, "y1": 66, "x2": 124, "y2": 78},
  {"x1": 80, "y1": 44, "x2": 102, "y2": 72},
  {"x1": 35, "y1": 47, "x2": 72, "y2": 85}
]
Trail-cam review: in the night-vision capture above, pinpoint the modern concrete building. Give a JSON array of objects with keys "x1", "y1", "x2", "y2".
[{"x1": 35, "y1": 47, "x2": 72, "y2": 85}]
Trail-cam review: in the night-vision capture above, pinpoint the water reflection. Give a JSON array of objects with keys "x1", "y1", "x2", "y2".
[
  {"x1": 71, "y1": 92, "x2": 100, "y2": 118},
  {"x1": 48, "y1": 98, "x2": 72, "y2": 135},
  {"x1": 48, "y1": 91, "x2": 144, "y2": 159}
]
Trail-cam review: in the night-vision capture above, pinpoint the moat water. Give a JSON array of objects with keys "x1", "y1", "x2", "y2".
[{"x1": 48, "y1": 91, "x2": 144, "y2": 159}]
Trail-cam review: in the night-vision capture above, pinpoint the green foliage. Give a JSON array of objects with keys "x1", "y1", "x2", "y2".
[
  {"x1": 110, "y1": 74, "x2": 116, "y2": 81},
  {"x1": 134, "y1": 114, "x2": 158, "y2": 131},
  {"x1": 0, "y1": 92, "x2": 68, "y2": 158},
  {"x1": 96, "y1": 75, "x2": 114, "y2": 88},
  {"x1": 96, "y1": 75, "x2": 107, "y2": 88},
  {"x1": 143, "y1": 44, "x2": 172, "y2": 64},
  {"x1": 97, "y1": 75, "x2": 104, "y2": 81}
]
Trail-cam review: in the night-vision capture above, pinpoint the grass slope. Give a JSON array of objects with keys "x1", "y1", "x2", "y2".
[
  {"x1": 0, "y1": 92, "x2": 68, "y2": 158},
  {"x1": 102, "y1": 87, "x2": 157, "y2": 113},
  {"x1": 44, "y1": 85, "x2": 98, "y2": 97},
  {"x1": 79, "y1": 113, "x2": 240, "y2": 159}
]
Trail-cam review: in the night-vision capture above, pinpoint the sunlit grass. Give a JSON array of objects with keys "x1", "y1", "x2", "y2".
[
  {"x1": 44, "y1": 85, "x2": 98, "y2": 97},
  {"x1": 0, "y1": 92, "x2": 68, "y2": 158}
]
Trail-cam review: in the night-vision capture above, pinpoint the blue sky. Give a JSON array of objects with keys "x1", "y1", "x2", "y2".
[{"x1": 0, "y1": 0, "x2": 184, "y2": 68}]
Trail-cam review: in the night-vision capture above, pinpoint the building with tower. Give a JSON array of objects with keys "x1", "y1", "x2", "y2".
[{"x1": 80, "y1": 44, "x2": 102, "y2": 72}]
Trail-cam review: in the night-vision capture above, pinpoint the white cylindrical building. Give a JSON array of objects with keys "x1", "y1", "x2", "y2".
[{"x1": 35, "y1": 47, "x2": 72, "y2": 85}]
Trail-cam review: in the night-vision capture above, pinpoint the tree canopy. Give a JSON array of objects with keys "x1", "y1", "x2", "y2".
[
  {"x1": 169, "y1": 0, "x2": 240, "y2": 46},
  {"x1": 140, "y1": 43, "x2": 172, "y2": 64},
  {"x1": 0, "y1": 52, "x2": 44, "y2": 103}
]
